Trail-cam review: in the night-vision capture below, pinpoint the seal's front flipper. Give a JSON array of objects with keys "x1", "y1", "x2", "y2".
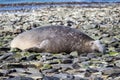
[
  {"x1": 38, "y1": 39, "x2": 53, "y2": 52},
  {"x1": 25, "y1": 47, "x2": 43, "y2": 53}
]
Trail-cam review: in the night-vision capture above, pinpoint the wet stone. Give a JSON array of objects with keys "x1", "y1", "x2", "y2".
[
  {"x1": 0, "y1": 53, "x2": 13, "y2": 61},
  {"x1": 90, "y1": 72, "x2": 103, "y2": 80},
  {"x1": 114, "y1": 76, "x2": 120, "y2": 80},
  {"x1": 41, "y1": 56, "x2": 57, "y2": 62},
  {"x1": 103, "y1": 56, "x2": 114, "y2": 62},
  {"x1": 0, "y1": 72, "x2": 4, "y2": 76},
  {"x1": 67, "y1": 20, "x2": 75, "y2": 26},
  {"x1": 114, "y1": 60, "x2": 120, "y2": 67},
  {"x1": 79, "y1": 56, "x2": 89, "y2": 62},
  {"x1": 61, "y1": 58, "x2": 73, "y2": 64},
  {"x1": 5, "y1": 76, "x2": 34, "y2": 80},
  {"x1": 13, "y1": 68, "x2": 26, "y2": 73},
  {"x1": 6, "y1": 69, "x2": 17, "y2": 74},
  {"x1": 70, "y1": 51, "x2": 79, "y2": 57},
  {"x1": 43, "y1": 76, "x2": 59, "y2": 80},
  {"x1": 53, "y1": 73, "x2": 74, "y2": 80},
  {"x1": 108, "y1": 73, "x2": 120, "y2": 79},
  {"x1": 87, "y1": 53, "x2": 97, "y2": 59},
  {"x1": 45, "y1": 60, "x2": 59, "y2": 64},
  {"x1": 39, "y1": 53, "x2": 52, "y2": 57},
  {"x1": 92, "y1": 77, "x2": 103, "y2": 80},
  {"x1": 102, "y1": 33, "x2": 110, "y2": 38},
  {"x1": 74, "y1": 77, "x2": 88, "y2": 80},
  {"x1": 102, "y1": 67, "x2": 120, "y2": 75},
  {"x1": 84, "y1": 71, "x2": 91, "y2": 77},
  {"x1": 27, "y1": 54, "x2": 39, "y2": 61},
  {"x1": 116, "y1": 48, "x2": 120, "y2": 52},
  {"x1": 0, "y1": 69, "x2": 8, "y2": 76},
  {"x1": 26, "y1": 73, "x2": 43, "y2": 80},
  {"x1": 72, "y1": 63, "x2": 81, "y2": 69},
  {"x1": 19, "y1": 57, "x2": 27, "y2": 61},
  {"x1": 86, "y1": 68, "x2": 99, "y2": 73},
  {"x1": 52, "y1": 64, "x2": 73, "y2": 69},
  {"x1": 42, "y1": 68, "x2": 59, "y2": 73}
]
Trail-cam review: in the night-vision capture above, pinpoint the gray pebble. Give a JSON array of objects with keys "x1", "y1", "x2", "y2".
[
  {"x1": 72, "y1": 63, "x2": 81, "y2": 69},
  {"x1": 102, "y1": 67, "x2": 120, "y2": 75},
  {"x1": 43, "y1": 76, "x2": 60, "y2": 80},
  {"x1": 114, "y1": 60, "x2": 120, "y2": 67},
  {"x1": 53, "y1": 73, "x2": 74, "y2": 80},
  {"x1": 43, "y1": 68, "x2": 58, "y2": 73},
  {"x1": 52, "y1": 64, "x2": 73, "y2": 69},
  {"x1": 86, "y1": 68, "x2": 99, "y2": 73},
  {"x1": 61, "y1": 59, "x2": 73, "y2": 64},
  {"x1": 5, "y1": 76, "x2": 34, "y2": 80},
  {"x1": 79, "y1": 56, "x2": 89, "y2": 62}
]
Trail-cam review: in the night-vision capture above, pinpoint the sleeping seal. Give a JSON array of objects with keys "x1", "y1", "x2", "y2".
[{"x1": 10, "y1": 25, "x2": 106, "y2": 53}]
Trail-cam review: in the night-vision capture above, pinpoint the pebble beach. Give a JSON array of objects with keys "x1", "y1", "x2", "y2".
[{"x1": 0, "y1": 2, "x2": 120, "y2": 80}]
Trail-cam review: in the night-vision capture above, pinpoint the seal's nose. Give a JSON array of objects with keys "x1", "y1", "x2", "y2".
[{"x1": 99, "y1": 45, "x2": 106, "y2": 54}]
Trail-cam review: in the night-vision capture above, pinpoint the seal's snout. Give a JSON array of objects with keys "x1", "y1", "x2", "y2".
[
  {"x1": 92, "y1": 40, "x2": 106, "y2": 54},
  {"x1": 97, "y1": 44, "x2": 106, "y2": 54}
]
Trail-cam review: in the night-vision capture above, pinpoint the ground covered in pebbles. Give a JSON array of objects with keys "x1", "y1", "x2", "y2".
[{"x1": 0, "y1": 3, "x2": 120, "y2": 80}]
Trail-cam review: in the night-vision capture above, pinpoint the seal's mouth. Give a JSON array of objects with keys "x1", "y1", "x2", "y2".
[
  {"x1": 97, "y1": 44, "x2": 106, "y2": 54},
  {"x1": 94, "y1": 49, "x2": 100, "y2": 53},
  {"x1": 93, "y1": 40, "x2": 106, "y2": 54}
]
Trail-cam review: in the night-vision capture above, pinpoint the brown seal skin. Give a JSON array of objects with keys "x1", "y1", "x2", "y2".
[{"x1": 10, "y1": 25, "x2": 105, "y2": 54}]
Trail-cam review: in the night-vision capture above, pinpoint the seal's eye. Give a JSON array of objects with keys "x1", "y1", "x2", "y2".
[{"x1": 90, "y1": 41, "x2": 94, "y2": 46}]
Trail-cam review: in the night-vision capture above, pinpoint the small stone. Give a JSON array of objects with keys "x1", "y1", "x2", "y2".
[
  {"x1": 14, "y1": 68, "x2": 26, "y2": 73},
  {"x1": 86, "y1": 68, "x2": 99, "y2": 73},
  {"x1": 61, "y1": 59, "x2": 73, "y2": 64},
  {"x1": 110, "y1": 38, "x2": 119, "y2": 43},
  {"x1": 114, "y1": 60, "x2": 120, "y2": 67},
  {"x1": 92, "y1": 77, "x2": 103, "y2": 80},
  {"x1": 53, "y1": 73, "x2": 74, "y2": 80},
  {"x1": 114, "y1": 76, "x2": 120, "y2": 80},
  {"x1": 74, "y1": 74, "x2": 88, "y2": 80},
  {"x1": 72, "y1": 63, "x2": 81, "y2": 69},
  {"x1": 43, "y1": 68, "x2": 58, "y2": 73},
  {"x1": 70, "y1": 51, "x2": 79, "y2": 57},
  {"x1": 43, "y1": 76, "x2": 59, "y2": 80},
  {"x1": 0, "y1": 53, "x2": 13, "y2": 61},
  {"x1": 7, "y1": 69, "x2": 17, "y2": 74},
  {"x1": 108, "y1": 73, "x2": 120, "y2": 78},
  {"x1": 83, "y1": 24, "x2": 96, "y2": 30},
  {"x1": 5, "y1": 76, "x2": 34, "y2": 80},
  {"x1": 102, "y1": 67, "x2": 120, "y2": 75},
  {"x1": 116, "y1": 48, "x2": 120, "y2": 52},
  {"x1": 90, "y1": 72, "x2": 103, "y2": 80},
  {"x1": 27, "y1": 54, "x2": 38, "y2": 61},
  {"x1": 84, "y1": 71, "x2": 91, "y2": 77},
  {"x1": 87, "y1": 53, "x2": 97, "y2": 59},
  {"x1": 52, "y1": 64, "x2": 73, "y2": 69},
  {"x1": 102, "y1": 33, "x2": 110, "y2": 38},
  {"x1": 73, "y1": 58, "x2": 80, "y2": 63},
  {"x1": 0, "y1": 72, "x2": 4, "y2": 76},
  {"x1": 79, "y1": 56, "x2": 89, "y2": 62},
  {"x1": 39, "y1": 53, "x2": 52, "y2": 57},
  {"x1": 41, "y1": 64, "x2": 52, "y2": 70},
  {"x1": 67, "y1": 20, "x2": 75, "y2": 26},
  {"x1": 26, "y1": 73, "x2": 43, "y2": 80}
]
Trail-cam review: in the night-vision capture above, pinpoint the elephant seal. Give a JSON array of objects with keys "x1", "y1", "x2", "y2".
[{"x1": 10, "y1": 25, "x2": 105, "y2": 53}]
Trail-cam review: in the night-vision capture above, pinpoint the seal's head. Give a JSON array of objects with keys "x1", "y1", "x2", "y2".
[{"x1": 89, "y1": 40, "x2": 106, "y2": 53}]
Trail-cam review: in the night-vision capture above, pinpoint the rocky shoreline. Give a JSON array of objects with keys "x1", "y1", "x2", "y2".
[
  {"x1": 0, "y1": 2, "x2": 119, "y2": 12},
  {"x1": 0, "y1": 3, "x2": 120, "y2": 80}
]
